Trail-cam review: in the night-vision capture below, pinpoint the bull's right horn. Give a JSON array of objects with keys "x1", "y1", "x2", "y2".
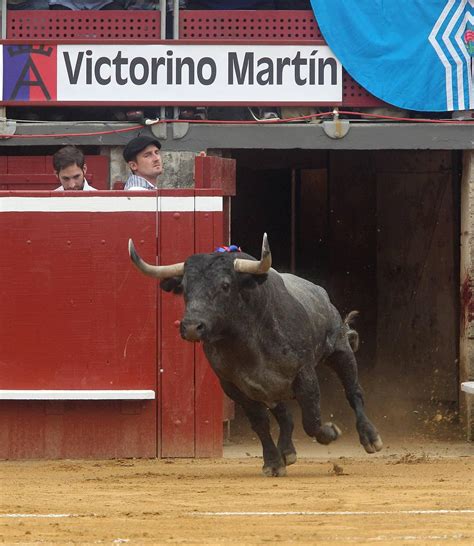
[
  {"x1": 234, "y1": 233, "x2": 272, "y2": 274},
  {"x1": 128, "y1": 239, "x2": 184, "y2": 279}
]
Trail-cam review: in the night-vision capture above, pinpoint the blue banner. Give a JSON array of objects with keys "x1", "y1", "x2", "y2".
[{"x1": 311, "y1": 0, "x2": 474, "y2": 112}]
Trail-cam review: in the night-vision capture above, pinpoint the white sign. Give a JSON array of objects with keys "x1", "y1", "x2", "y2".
[{"x1": 57, "y1": 44, "x2": 342, "y2": 103}]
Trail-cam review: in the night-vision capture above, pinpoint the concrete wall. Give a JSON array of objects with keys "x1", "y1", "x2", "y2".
[{"x1": 106, "y1": 146, "x2": 196, "y2": 189}]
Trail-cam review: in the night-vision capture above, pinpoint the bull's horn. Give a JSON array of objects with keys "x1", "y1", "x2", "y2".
[
  {"x1": 234, "y1": 233, "x2": 272, "y2": 274},
  {"x1": 128, "y1": 239, "x2": 184, "y2": 279}
]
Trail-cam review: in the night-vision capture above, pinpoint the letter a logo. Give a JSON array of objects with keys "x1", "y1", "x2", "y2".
[{"x1": 3, "y1": 45, "x2": 57, "y2": 101}]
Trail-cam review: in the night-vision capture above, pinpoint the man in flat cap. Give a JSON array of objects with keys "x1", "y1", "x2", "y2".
[{"x1": 123, "y1": 135, "x2": 163, "y2": 190}]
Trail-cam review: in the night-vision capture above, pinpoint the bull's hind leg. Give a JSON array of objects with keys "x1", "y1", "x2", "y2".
[
  {"x1": 270, "y1": 402, "x2": 297, "y2": 466},
  {"x1": 293, "y1": 368, "x2": 342, "y2": 446},
  {"x1": 326, "y1": 348, "x2": 383, "y2": 453},
  {"x1": 220, "y1": 380, "x2": 287, "y2": 477}
]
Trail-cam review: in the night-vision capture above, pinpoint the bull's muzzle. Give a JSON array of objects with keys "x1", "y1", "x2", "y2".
[{"x1": 180, "y1": 319, "x2": 208, "y2": 342}]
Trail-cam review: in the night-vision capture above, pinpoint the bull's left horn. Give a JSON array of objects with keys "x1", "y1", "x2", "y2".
[
  {"x1": 129, "y1": 239, "x2": 184, "y2": 279},
  {"x1": 234, "y1": 233, "x2": 272, "y2": 275}
]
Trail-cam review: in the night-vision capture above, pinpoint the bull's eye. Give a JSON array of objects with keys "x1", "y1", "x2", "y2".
[{"x1": 221, "y1": 281, "x2": 230, "y2": 292}]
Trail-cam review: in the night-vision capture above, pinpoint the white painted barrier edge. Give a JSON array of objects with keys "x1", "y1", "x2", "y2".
[
  {"x1": 0, "y1": 196, "x2": 223, "y2": 213},
  {"x1": 461, "y1": 382, "x2": 474, "y2": 395},
  {"x1": 0, "y1": 390, "x2": 156, "y2": 400}
]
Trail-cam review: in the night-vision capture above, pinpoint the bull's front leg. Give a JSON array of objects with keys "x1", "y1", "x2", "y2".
[
  {"x1": 220, "y1": 380, "x2": 287, "y2": 477},
  {"x1": 270, "y1": 402, "x2": 297, "y2": 466}
]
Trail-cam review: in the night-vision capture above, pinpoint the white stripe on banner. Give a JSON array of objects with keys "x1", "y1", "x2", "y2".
[
  {"x1": 455, "y1": 11, "x2": 474, "y2": 110},
  {"x1": 442, "y1": 0, "x2": 467, "y2": 111},
  {"x1": 429, "y1": 0, "x2": 457, "y2": 110},
  {"x1": 0, "y1": 196, "x2": 223, "y2": 213}
]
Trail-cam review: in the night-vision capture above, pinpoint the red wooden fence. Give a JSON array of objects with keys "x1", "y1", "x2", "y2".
[
  {"x1": 0, "y1": 155, "x2": 109, "y2": 191},
  {"x1": 0, "y1": 189, "x2": 227, "y2": 459}
]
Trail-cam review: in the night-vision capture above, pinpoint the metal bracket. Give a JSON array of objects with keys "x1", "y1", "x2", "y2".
[
  {"x1": 0, "y1": 120, "x2": 17, "y2": 139},
  {"x1": 149, "y1": 121, "x2": 167, "y2": 140},
  {"x1": 322, "y1": 119, "x2": 350, "y2": 139},
  {"x1": 322, "y1": 107, "x2": 350, "y2": 139},
  {"x1": 172, "y1": 122, "x2": 190, "y2": 140}
]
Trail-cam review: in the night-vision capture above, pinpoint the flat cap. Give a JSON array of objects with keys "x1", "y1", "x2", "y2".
[{"x1": 123, "y1": 136, "x2": 161, "y2": 162}]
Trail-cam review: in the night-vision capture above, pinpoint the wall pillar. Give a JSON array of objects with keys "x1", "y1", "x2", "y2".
[{"x1": 460, "y1": 149, "x2": 474, "y2": 440}]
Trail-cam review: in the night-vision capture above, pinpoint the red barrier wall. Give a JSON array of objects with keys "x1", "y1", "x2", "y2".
[
  {"x1": 0, "y1": 189, "x2": 225, "y2": 459},
  {"x1": 0, "y1": 155, "x2": 109, "y2": 191},
  {"x1": 7, "y1": 10, "x2": 161, "y2": 40}
]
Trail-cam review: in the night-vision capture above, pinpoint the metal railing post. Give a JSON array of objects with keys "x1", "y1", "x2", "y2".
[
  {"x1": 1, "y1": 0, "x2": 7, "y2": 124},
  {"x1": 1, "y1": 0, "x2": 6, "y2": 39},
  {"x1": 173, "y1": 0, "x2": 179, "y2": 40},
  {"x1": 160, "y1": 0, "x2": 166, "y2": 41},
  {"x1": 173, "y1": 0, "x2": 179, "y2": 120},
  {"x1": 160, "y1": 0, "x2": 167, "y2": 121}
]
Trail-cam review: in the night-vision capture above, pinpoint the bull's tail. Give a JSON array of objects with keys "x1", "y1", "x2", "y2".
[{"x1": 344, "y1": 310, "x2": 359, "y2": 352}]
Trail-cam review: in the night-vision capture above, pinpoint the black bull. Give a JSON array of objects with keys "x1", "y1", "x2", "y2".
[{"x1": 129, "y1": 234, "x2": 382, "y2": 476}]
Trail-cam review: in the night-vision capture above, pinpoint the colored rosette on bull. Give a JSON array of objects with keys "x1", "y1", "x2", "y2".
[{"x1": 215, "y1": 245, "x2": 242, "y2": 253}]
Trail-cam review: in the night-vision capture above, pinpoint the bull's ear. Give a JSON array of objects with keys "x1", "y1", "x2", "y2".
[
  {"x1": 239, "y1": 272, "x2": 268, "y2": 290},
  {"x1": 160, "y1": 277, "x2": 183, "y2": 294}
]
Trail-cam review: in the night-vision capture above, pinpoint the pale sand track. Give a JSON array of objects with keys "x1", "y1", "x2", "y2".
[{"x1": 1, "y1": 433, "x2": 473, "y2": 545}]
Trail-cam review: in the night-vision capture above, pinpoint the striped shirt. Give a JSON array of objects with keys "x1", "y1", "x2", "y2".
[{"x1": 124, "y1": 174, "x2": 156, "y2": 191}]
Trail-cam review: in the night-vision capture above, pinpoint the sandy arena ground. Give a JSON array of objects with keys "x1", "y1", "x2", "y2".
[{"x1": 1, "y1": 427, "x2": 473, "y2": 545}]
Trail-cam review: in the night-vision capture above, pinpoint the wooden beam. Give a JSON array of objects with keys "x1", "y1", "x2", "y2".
[{"x1": 460, "y1": 149, "x2": 474, "y2": 441}]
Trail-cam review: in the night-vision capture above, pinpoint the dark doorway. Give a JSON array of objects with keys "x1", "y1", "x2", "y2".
[{"x1": 230, "y1": 149, "x2": 461, "y2": 429}]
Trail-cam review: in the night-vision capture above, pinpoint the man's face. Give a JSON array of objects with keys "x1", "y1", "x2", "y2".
[
  {"x1": 56, "y1": 163, "x2": 87, "y2": 190},
  {"x1": 129, "y1": 144, "x2": 163, "y2": 182}
]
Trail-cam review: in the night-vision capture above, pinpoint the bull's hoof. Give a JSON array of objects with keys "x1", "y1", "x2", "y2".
[
  {"x1": 316, "y1": 422, "x2": 342, "y2": 445},
  {"x1": 362, "y1": 434, "x2": 383, "y2": 454},
  {"x1": 282, "y1": 451, "x2": 297, "y2": 466},
  {"x1": 262, "y1": 464, "x2": 287, "y2": 477},
  {"x1": 358, "y1": 421, "x2": 383, "y2": 454}
]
